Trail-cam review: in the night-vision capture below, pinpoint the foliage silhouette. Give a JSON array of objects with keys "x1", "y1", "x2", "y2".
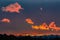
[{"x1": 0, "y1": 34, "x2": 60, "y2": 40}]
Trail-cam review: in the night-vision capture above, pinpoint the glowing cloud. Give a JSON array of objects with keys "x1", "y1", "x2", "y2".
[
  {"x1": 49, "y1": 22, "x2": 60, "y2": 31},
  {"x1": 32, "y1": 22, "x2": 60, "y2": 31},
  {"x1": 25, "y1": 18, "x2": 34, "y2": 25},
  {"x1": 2, "y1": 2, "x2": 23, "y2": 13},
  {"x1": 32, "y1": 25, "x2": 39, "y2": 30},
  {"x1": 49, "y1": 22, "x2": 56, "y2": 28},
  {"x1": 39, "y1": 23, "x2": 49, "y2": 30},
  {"x1": 1, "y1": 18, "x2": 10, "y2": 23},
  {"x1": 32, "y1": 23, "x2": 49, "y2": 30}
]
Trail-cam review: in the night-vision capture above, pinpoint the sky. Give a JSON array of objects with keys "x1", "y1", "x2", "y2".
[{"x1": 0, "y1": 0, "x2": 60, "y2": 36}]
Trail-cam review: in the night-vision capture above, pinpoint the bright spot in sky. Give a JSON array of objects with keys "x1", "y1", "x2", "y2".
[{"x1": 40, "y1": 8, "x2": 43, "y2": 11}]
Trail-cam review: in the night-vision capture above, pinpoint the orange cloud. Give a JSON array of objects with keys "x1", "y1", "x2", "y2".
[
  {"x1": 1, "y1": 18, "x2": 10, "y2": 23},
  {"x1": 49, "y1": 22, "x2": 56, "y2": 28},
  {"x1": 49, "y1": 22, "x2": 60, "y2": 31},
  {"x1": 32, "y1": 25, "x2": 39, "y2": 30},
  {"x1": 39, "y1": 23, "x2": 49, "y2": 30},
  {"x1": 32, "y1": 23, "x2": 49, "y2": 30},
  {"x1": 2, "y1": 2, "x2": 23, "y2": 13},
  {"x1": 32, "y1": 22, "x2": 60, "y2": 31},
  {"x1": 25, "y1": 18, "x2": 34, "y2": 25}
]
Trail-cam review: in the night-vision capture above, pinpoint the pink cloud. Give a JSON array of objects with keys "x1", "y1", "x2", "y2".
[
  {"x1": 2, "y1": 2, "x2": 23, "y2": 13},
  {"x1": 25, "y1": 18, "x2": 34, "y2": 25},
  {"x1": 1, "y1": 18, "x2": 10, "y2": 23},
  {"x1": 49, "y1": 22, "x2": 60, "y2": 31}
]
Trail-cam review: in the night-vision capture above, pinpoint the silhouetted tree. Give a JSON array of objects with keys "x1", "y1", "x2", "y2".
[{"x1": 0, "y1": 34, "x2": 60, "y2": 40}]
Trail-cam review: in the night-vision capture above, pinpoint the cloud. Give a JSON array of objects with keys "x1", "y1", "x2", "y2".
[
  {"x1": 49, "y1": 22, "x2": 56, "y2": 28},
  {"x1": 32, "y1": 23, "x2": 49, "y2": 30},
  {"x1": 32, "y1": 22, "x2": 60, "y2": 31},
  {"x1": 49, "y1": 22, "x2": 60, "y2": 31},
  {"x1": 32, "y1": 25, "x2": 39, "y2": 30},
  {"x1": 1, "y1": 18, "x2": 10, "y2": 23},
  {"x1": 2, "y1": 2, "x2": 23, "y2": 13},
  {"x1": 39, "y1": 23, "x2": 49, "y2": 30},
  {"x1": 25, "y1": 18, "x2": 34, "y2": 25}
]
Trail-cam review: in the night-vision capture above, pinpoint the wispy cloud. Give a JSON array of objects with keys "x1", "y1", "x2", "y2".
[
  {"x1": 1, "y1": 18, "x2": 10, "y2": 23},
  {"x1": 2, "y1": 2, "x2": 23, "y2": 13},
  {"x1": 25, "y1": 18, "x2": 34, "y2": 25}
]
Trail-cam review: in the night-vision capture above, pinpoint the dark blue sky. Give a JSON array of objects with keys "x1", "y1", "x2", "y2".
[{"x1": 0, "y1": 0, "x2": 60, "y2": 35}]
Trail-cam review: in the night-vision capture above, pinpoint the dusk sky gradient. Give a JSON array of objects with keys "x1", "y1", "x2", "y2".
[{"x1": 0, "y1": 0, "x2": 60, "y2": 35}]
